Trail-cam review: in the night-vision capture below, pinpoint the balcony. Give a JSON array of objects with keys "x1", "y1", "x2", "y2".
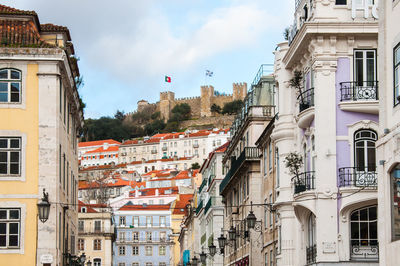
[
  {"x1": 199, "y1": 179, "x2": 207, "y2": 194},
  {"x1": 338, "y1": 167, "x2": 377, "y2": 188},
  {"x1": 79, "y1": 227, "x2": 114, "y2": 235},
  {"x1": 204, "y1": 197, "x2": 214, "y2": 215},
  {"x1": 306, "y1": 244, "x2": 317, "y2": 264},
  {"x1": 298, "y1": 88, "x2": 314, "y2": 113},
  {"x1": 339, "y1": 81, "x2": 379, "y2": 114},
  {"x1": 220, "y1": 147, "x2": 260, "y2": 193},
  {"x1": 350, "y1": 244, "x2": 379, "y2": 261},
  {"x1": 116, "y1": 237, "x2": 173, "y2": 244},
  {"x1": 293, "y1": 171, "x2": 315, "y2": 194},
  {"x1": 208, "y1": 174, "x2": 215, "y2": 187}
]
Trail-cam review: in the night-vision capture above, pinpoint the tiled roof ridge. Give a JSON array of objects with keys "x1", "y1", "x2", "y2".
[{"x1": 0, "y1": 4, "x2": 37, "y2": 16}]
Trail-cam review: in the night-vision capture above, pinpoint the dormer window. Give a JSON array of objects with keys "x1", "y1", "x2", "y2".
[
  {"x1": 81, "y1": 207, "x2": 87, "y2": 213},
  {"x1": 336, "y1": 0, "x2": 347, "y2": 5}
]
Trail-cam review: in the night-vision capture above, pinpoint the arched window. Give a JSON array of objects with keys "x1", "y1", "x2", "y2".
[
  {"x1": 350, "y1": 205, "x2": 378, "y2": 260},
  {"x1": 354, "y1": 129, "x2": 377, "y2": 172},
  {"x1": 93, "y1": 258, "x2": 101, "y2": 266},
  {"x1": 307, "y1": 213, "x2": 316, "y2": 263},
  {"x1": 391, "y1": 166, "x2": 400, "y2": 240},
  {"x1": 0, "y1": 68, "x2": 21, "y2": 103}
]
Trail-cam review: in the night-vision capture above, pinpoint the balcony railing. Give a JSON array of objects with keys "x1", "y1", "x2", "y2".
[
  {"x1": 208, "y1": 174, "x2": 215, "y2": 186},
  {"x1": 306, "y1": 244, "x2": 317, "y2": 264},
  {"x1": 199, "y1": 179, "x2": 207, "y2": 194},
  {"x1": 220, "y1": 147, "x2": 261, "y2": 193},
  {"x1": 298, "y1": 88, "x2": 314, "y2": 112},
  {"x1": 340, "y1": 81, "x2": 378, "y2": 101},
  {"x1": 338, "y1": 166, "x2": 377, "y2": 187},
  {"x1": 293, "y1": 171, "x2": 315, "y2": 194},
  {"x1": 116, "y1": 237, "x2": 172, "y2": 244},
  {"x1": 252, "y1": 64, "x2": 273, "y2": 86},
  {"x1": 204, "y1": 197, "x2": 215, "y2": 215},
  {"x1": 78, "y1": 227, "x2": 114, "y2": 234},
  {"x1": 350, "y1": 244, "x2": 379, "y2": 261}
]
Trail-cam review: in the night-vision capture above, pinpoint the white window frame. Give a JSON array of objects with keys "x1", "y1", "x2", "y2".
[
  {"x1": 0, "y1": 131, "x2": 26, "y2": 181},
  {"x1": 0, "y1": 201, "x2": 26, "y2": 254},
  {"x1": 394, "y1": 43, "x2": 400, "y2": 105},
  {"x1": 119, "y1": 245, "x2": 126, "y2": 255},
  {"x1": 132, "y1": 245, "x2": 139, "y2": 255},
  {"x1": 0, "y1": 66, "x2": 26, "y2": 109}
]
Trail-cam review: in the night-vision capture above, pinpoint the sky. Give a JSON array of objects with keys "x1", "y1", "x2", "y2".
[{"x1": 3, "y1": 0, "x2": 294, "y2": 118}]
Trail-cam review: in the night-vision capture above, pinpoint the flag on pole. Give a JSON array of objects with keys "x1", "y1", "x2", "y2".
[
  {"x1": 165, "y1": 76, "x2": 171, "y2": 83},
  {"x1": 206, "y1": 70, "x2": 213, "y2": 77}
]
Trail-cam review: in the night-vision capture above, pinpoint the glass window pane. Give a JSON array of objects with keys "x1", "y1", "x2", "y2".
[
  {"x1": 369, "y1": 207, "x2": 377, "y2": 220},
  {"x1": 0, "y1": 70, "x2": 8, "y2": 79},
  {"x1": 367, "y1": 58, "x2": 375, "y2": 82},
  {"x1": 369, "y1": 221, "x2": 377, "y2": 239},
  {"x1": 360, "y1": 209, "x2": 368, "y2": 220},
  {"x1": 10, "y1": 83, "x2": 19, "y2": 92},
  {"x1": 10, "y1": 152, "x2": 19, "y2": 162},
  {"x1": 10, "y1": 163, "x2": 19, "y2": 174},
  {"x1": 0, "y1": 139, "x2": 7, "y2": 148},
  {"x1": 9, "y1": 210, "x2": 19, "y2": 219},
  {"x1": 351, "y1": 222, "x2": 359, "y2": 239},
  {"x1": 360, "y1": 222, "x2": 369, "y2": 241},
  {"x1": 0, "y1": 235, "x2": 6, "y2": 247},
  {"x1": 0, "y1": 83, "x2": 7, "y2": 92},
  {"x1": 0, "y1": 223, "x2": 6, "y2": 233},
  {"x1": 10, "y1": 139, "x2": 19, "y2": 148},
  {"x1": 0, "y1": 211, "x2": 6, "y2": 220},
  {"x1": 396, "y1": 47, "x2": 400, "y2": 65},
  {"x1": 351, "y1": 211, "x2": 359, "y2": 221},
  {"x1": 0, "y1": 152, "x2": 8, "y2": 163},
  {"x1": 10, "y1": 71, "x2": 20, "y2": 80},
  {"x1": 0, "y1": 163, "x2": 6, "y2": 174},
  {"x1": 0, "y1": 92, "x2": 8, "y2": 102},
  {"x1": 8, "y1": 235, "x2": 18, "y2": 246},
  {"x1": 9, "y1": 223, "x2": 18, "y2": 234}
]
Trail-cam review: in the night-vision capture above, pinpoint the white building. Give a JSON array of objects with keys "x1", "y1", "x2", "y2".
[
  {"x1": 79, "y1": 139, "x2": 121, "y2": 167},
  {"x1": 377, "y1": 1, "x2": 400, "y2": 265},
  {"x1": 272, "y1": 0, "x2": 379, "y2": 265}
]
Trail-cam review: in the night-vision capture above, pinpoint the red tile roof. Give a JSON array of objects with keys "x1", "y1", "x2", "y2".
[
  {"x1": 0, "y1": 4, "x2": 37, "y2": 16},
  {"x1": 173, "y1": 194, "x2": 193, "y2": 214},
  {"x1": 79, "y1": 178, "x2": 134, "y2": 189},
  {"x1": 78, "y1": 139, "x2": 121, "y2": 148},
  {"x1": 78, "y1": 201, "x2": 98, "y2": 213},
  {"x1": 129, "y1": 186, "x2": 179, "y2": 197},
  {"x1": 85, "y1": 145, "x2": 119, "y2": 154}
]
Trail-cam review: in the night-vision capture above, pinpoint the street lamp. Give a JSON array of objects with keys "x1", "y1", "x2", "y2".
[
  {"x1": 86, "y1": 260, "x2": 92, "y2": 266},
  {"x1": 37, "y1": 188, "x2": 50, "y2": 223},
  {"x1": 80, "y1": 253, "x2": 86, "y2": 264},
  {"x1": 228, "y1": 225, "x2": 236, "y2": 241},
  {"x1": 192, "y1": 256, "x2": 199, "y2": 265},
  {"x1": 208, "y1": 242, "x2": 216, "y2": 257},
  {"x1": 218, "y1": 233, "x2": 227, "y2": 249},
  {"x1": 200, "y1": 251, "x2": 207, "y2": 264}
]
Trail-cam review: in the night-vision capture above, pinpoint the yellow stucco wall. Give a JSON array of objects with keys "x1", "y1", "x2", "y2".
[
  {"x1": 171, "y1": 213, "x2": 184, "y2": 265},
  {"x1": 0, "y1": 64, "x2": 39, "y2": 266}
]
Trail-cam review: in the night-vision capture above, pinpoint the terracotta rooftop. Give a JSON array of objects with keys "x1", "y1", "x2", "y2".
[
  {"x1": 173, "y1": 194, "x2": 193, "y2": 215},
  {"x1": 85, "y1": 145, "x2": 119, "y2": 154},
  {"x1": 0, "y1": 4, "x2": 37, "y2": 16},
  {"x1": 78, "y1": 139, "x2": 121, "y2": 148},
  {"x1": 40, "y1": 23, "x2": 71, "y2": 40},
  {"x1": 79, "y1": 178, "x2": 134, "y2": 189}
]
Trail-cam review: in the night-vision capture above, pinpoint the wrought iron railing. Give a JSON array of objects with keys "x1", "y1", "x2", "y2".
[
  {"x1": 298, "y1": 88, "x2": 314, "y2": 112},
  {"x1": 204, "y1": 197, "x2": 214, "y2": 215},
  {"x1": 340, "y1": 81, "x2": 379, "y2": 101},
  {"x1": 338, "y1": 166, "x2": 377, "y2": 187},
  {"x1": 306, "y1": 244, "x2": 317, "y2": 264},
  {"x1": 293, "y1": 171, "x2": 315, "y2": 194},
  {"x1": 350, "y1": 244, "x2": 379, "y2": 261},
  {"x1": 208, "y1": 174, "x2": 215, "y2": 186},
  {"x1": 220, "y1": 147, "x2": 261, "y2": 193},
  {"x1": 199, "y1": 179, "x2": 207, "y2": 194},
  {"x1": 252, "y1": 64, "x2": 274, "y2": 86}
]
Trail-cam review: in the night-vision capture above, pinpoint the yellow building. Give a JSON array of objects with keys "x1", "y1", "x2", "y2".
[
  {"x1": 77, "y1": 202, "x2": 114, "y2": 266},
  {"x1": 0, "y1": 4, "x2": 83, "y2": 266}
]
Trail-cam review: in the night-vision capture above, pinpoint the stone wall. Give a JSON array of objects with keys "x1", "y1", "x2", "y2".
[{"x1": 180, "y1": 115, "x2": 235, "y2": 130}]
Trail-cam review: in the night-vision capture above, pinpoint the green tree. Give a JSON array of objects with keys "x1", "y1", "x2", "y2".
[
  {"x1": 151, "y1": 111, "x2": 161, "y2": 120},
  {"x1": 145, "y1": 119, "x2": 166, "y2": 135},
  {"x1": 191, "y1": 162, "x2": 201, "y2": 169},
  {"x1": 114, "y1": 110, "x2": 125, "y2": 121},
  {"x1": 222, "y1": 100, "x2": 243, "y2": 115},
  {"x1": 171, "y1": 103, "x2": 191, "y2": 120},
  {"x1": 210, "y1": 104, "x2": 221, "y2": 114}
]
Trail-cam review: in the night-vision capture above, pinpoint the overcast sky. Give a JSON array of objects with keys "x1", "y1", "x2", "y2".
[{"x1": 3, "y1": 0, "x2": 293, "y2": 118}]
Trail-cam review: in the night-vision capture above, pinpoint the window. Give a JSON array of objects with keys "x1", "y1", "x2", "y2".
[
  {"x1": 354, "y1": 129, "x2": 377, "y2": 172},
  {"x1": 93, "y1": 239, "x2": 101, "y2": 250},
  {"x1": 94, "y1": 220, "x2": 101, "y2": 232},
  {"x1": 159, "y1": 263, "x2": 166, "y2": 266},
  {"x1": 78, "y1": 220, "x2": 84, "y2": 232},
  {"x1": 132, "y1": 245, "x2": 139, "y2": 255},
  {"x1": 133, "y1": 216, "x2": 139, "y2": 227},
  {"x1": 354, "y1": 50, "x2": 376, "y2": 89},
  {"x1": 268, "y1": 142, "x2": 272, "y2": 170},
  {"x1": 146, "y1": 231, "x2": 152, "y2": 241},
  {"x1": 264, "y1": 199, "x2": 268, "y2": 228},
  {"x1": 119, "y1": 216, "x2": 126, "y2": 226},
  {"x1": 160, "y1": 231, "x2": 166, "y2": 241},
  {"x1": 394, "y1": 44, "x2": 400, "y2": 105},
  {"x1": 146, "y1": 263, "x2": 153, "y2": 266},
  {"x1": 160, "y1": 216, "x2": 166, "y2": 226},
  {"x1": 146, "y1": 216, "x2": 152, "y2": 227},
  {"x1": 159, "y1": 245, "x2": 166, "y2": 255},
  {"x1": 335, "y1": 0, "x2": 347, "y2": 4},
  {"x1": 391, "y1": 166, "x2": 400, "y2": 240},
  {"x1": 133, "y1": 232, "x2": 139, "y2": 241},
  {"x1": 93, "y1": 258, "x2": 101, "y2": 266},
  {"x1": 275, "y1": 148, "x2": 280, "y2": 187},
  {"x1": 350, "y1": 206, "x2": 378, "y2": 252},
  {"x1": 78, "y1": 238, "x2": 84, "y2": 251},
  {"x1": 265, "y1": 252, "x2": 268, "y2": 266},
  {"x1": 132, "y1": 263, "x2": 139, "y2": 266},
  {"x1": 263, "y1": 147, "x2": 267, "y2": 175},
  {"x1": 0, "y1": 69, "x2": 21, "y2": 103},
  {"x1": 119, "y1": 232, "x2": 125, "y2": 241},
  {"x1": 145, "y1": 246, "x2": 153, "y2": 256},
  {"x1": 307, "y1": 213, "x2": 316, "y2": 263},
  {"x1": 119, "y1": 245, "x2": 126, "y2": 255},
  {"x1": 269, "y1": 194, "x2": 273, "y2": 227},
  {"x1": 270, "y1": 249, "x2": 274, "y2": 266},
  {"x1": 118, "y1": 263, "x2": 125, "y2": 266},
  {"x1": 0, "y1": 137, "x2": 21, "y2": 175},
  {"x1": 0, "y1": 208, "x2": 20, "y2": 248}
]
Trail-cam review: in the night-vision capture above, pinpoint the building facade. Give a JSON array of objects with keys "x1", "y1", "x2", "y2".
[
  {"x1": 273, "y1": 0, "x2": 379, "y2": 265},
  {"x1": 113, "y1": 204, "x2": 173, "y2": 266},
  {"x1": 0, "y1": 5, "x2": 83, "y2": 266},
  {"x1": 77, "y1": 202, "x2": 114, "y2": 266},
  {"x1": 79, "y1": 139, "x2": 121, "y2": 168},
  {"x1": 219, "y1": 66, "x2": 275, "y2": 266},
  {"x1": 377, "y1": 0, "x2": 400, "y2": 265}
]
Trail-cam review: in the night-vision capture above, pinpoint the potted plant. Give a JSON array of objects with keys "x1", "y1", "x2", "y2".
[{"x1": 284, "y1": 152, "x2": 305, "y2": 193}]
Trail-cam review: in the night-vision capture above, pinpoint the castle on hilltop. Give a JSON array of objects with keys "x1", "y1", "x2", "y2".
[{"x1": 136, "y1": 83, "x2": 247, "y2": 120}]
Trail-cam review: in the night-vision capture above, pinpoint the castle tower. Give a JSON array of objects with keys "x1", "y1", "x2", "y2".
[
  {"x1": 159, "y1": 91, "x2": 175, "y2": 120},
  {"x1": 137, "y1": 100, "x2": 149, "y2": 112},
  {"x1": 200, "y1": 85, "x2": 214, "y2": 117},
  {"x1": 232, "y1": 82, "x2": 247, "y2": 100}
]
